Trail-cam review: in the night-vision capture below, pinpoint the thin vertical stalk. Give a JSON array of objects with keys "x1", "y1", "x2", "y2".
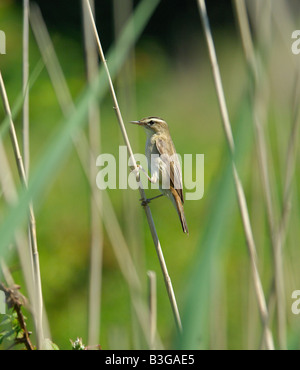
[
  {"x1": 147, "y1": 271, "x2": 157, "y2": 350},
  {"x1": 22, "y1": 0, "x2": 30, "y2": 176},
  {"x1": 233, "y1": 0, "x2": 287, "y2": 349},
  {"x1": 30, "y1": 2, "x2": 164, "y2": 347},
  {"x1": 84, "y1": 0, "x2": 182, "y2": 333},
  {"x1": 278, "y1": 72, "x2": 300, "y2": 248},
  {"x1": 197, "y1": 0, "x2": 274, "y2": 350},
  {"x1": 82, "y1": 0, "x2": 103, "y2": 347},
  {"x1": 269, "y1": 0, "x2": 300, "y2": 249},
  {"x1": 0, "y1": 140, "x2": 35, "y2": 310},
  {"x1": 112, "y1": 0, "x2": 144, "y2": 349},
  {"x1": 0, "y1": 72, "x2": 44, "y2": 349},
  {"x1": 22, "y1": 0, "x2": 38, "y2": 344}
]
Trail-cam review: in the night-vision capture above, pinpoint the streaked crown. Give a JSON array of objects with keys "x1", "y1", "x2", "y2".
[{"x1": 130, "y1": 116, "x2": 169, "y2": 133}]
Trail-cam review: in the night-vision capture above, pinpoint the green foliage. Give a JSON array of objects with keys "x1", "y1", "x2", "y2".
[
  {"x1": 0, "y1": 310, "x2": 26, "y2": 349},
  {"x1": 70, "y1": 337, "x2": 86, "y2": 350}
]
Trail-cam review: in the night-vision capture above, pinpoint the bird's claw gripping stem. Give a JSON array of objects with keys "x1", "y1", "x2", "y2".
[{"x1": 140, "y1": 197, "x2": 151, "y2": 207}]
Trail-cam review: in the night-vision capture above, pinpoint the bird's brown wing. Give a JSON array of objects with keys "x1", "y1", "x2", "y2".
[{"x1": 155, "y1": 137, "x2": 184, "y2": 203}]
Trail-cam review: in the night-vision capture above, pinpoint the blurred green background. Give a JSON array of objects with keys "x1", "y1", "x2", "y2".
[{"x1": 1, "y1": 0, "x2": 300, "y2": 350}]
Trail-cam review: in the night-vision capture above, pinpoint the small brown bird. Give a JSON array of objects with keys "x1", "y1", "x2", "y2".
[{"x1": 130, "y1": 117, "x2": 188, "y2": 234}]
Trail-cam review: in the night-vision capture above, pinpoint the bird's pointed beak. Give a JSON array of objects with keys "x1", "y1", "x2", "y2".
[{"x1": 130, "y1": 120, "x2": 143, "y2": 126}]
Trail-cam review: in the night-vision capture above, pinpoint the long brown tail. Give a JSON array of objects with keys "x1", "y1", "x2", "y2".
[{"x1": 171, "y1": 188, "x2": 189, "y2": 234}]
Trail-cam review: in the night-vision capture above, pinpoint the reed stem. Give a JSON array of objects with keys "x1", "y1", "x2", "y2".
[
  {"x1": 197, "y1": 0, "x2": 274, "y2": 350},
  {"x1": 84, "y1": 0, "x2": 182, "y2": 333},
  {"x1": 233, "y1": 0, "x2": 287, "y2": 349},
  {"x1": 0, "y1": 71, "x2": 44, "y2": 349}
]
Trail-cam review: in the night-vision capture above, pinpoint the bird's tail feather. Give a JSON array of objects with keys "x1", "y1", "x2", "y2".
[{"x1": 170, "y1": 188, "x2": 189, "y2": 234}]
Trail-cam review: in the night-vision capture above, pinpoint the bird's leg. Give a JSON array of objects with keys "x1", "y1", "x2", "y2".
[
  {"x1": 132, "y1": 164, "x2": 162, "y2": 206},
  {"x1": 140, "y1": 194, "x2": 164, "y2": 207},
  {"x1": 132, "y1": 164, "x2": 157, "y2": 184}
]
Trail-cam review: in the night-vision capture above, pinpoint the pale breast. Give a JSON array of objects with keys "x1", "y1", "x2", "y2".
[{"x1": 145, "y1": 136, "x2": 161, "y2": 181}]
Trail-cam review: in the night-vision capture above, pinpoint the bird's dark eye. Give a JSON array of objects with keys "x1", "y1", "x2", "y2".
[{"x1": 149, "y1": 120, "x2": 154, "y2": 125}]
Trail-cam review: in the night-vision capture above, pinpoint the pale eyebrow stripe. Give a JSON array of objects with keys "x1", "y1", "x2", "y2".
[{"x1": 147, "y1": 117, "x2": 165, "y2": 124}]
